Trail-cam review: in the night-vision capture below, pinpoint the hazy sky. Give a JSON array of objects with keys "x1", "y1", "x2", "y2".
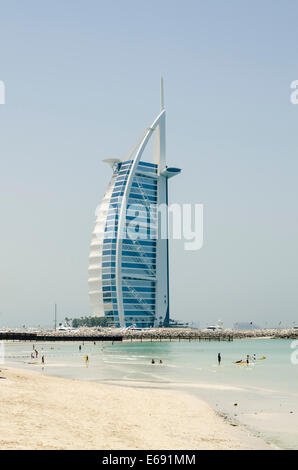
[{"x1": 0, "y1": 0, "x2": 297, "y2": 328}]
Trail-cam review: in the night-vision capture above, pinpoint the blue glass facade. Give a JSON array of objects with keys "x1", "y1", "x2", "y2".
[{"x1": 101, "y1": 160, "x2": 158, "y2": 327}]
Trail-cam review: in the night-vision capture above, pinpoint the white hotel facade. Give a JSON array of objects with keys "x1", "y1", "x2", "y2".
[{"x1": 88, "y1": 80, "x2": 181, "y2": 328}]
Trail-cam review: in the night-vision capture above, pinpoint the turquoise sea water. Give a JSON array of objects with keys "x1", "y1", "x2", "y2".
[{"x1": 2, "y1": 338, "x2": 298, "y2": 449}]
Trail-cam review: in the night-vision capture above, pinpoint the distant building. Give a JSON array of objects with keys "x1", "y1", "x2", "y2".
[
  {"x1": 233, "y1": 322, "x2": 260, "y2": 330},
  {"x1": 88, "y1": 79, "x2": 181, "y2": 328},
  {"x1": 168, "y1": 319, "x2": 190, "y2": 328}
]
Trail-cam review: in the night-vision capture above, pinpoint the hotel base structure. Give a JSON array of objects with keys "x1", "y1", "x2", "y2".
[{"x1": 88, "y1": 80, "x2": 181, "y2": 328}]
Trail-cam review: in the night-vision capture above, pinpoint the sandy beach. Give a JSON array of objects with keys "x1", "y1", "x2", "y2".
[{"x1": 0, "y1": 367, "x2": 270, "y2": 450}]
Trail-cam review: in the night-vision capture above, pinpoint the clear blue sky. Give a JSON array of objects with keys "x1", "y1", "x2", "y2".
[{"x1": 0, "y1": 0, "x2": 297, "y2": 328}]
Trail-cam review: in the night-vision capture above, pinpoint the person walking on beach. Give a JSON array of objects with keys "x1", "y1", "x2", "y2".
[
  {"x1": 218, "y1": 353, "x2": 221, "y2": 365},
  {"x1": 246, "y1": 354, "x2": 250, "y2": 364},
  {"x1": 35, "y1": 349, "x2": 38, "y2": 359},
  {"x1": 41, "y1": 355, "x2": 45, "y2": 364},
  {"x1": 79, "y1": 345, "x2": 81, "y2": 351}
]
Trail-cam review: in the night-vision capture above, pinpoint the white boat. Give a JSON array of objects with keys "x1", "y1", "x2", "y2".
[
  {"x1": 57, "y1": 325, "x2": 76, "y2": 332},
  {"x1": 125, "y1": 324, "x2": 143, "y2": 331},
  {"x1": 203, "y1": 325, "x2": 223, "y2": 332}
]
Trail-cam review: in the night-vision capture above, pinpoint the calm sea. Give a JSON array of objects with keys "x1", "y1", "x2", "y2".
[{"x1": 2, "y1": 338, "x2": 298, "y2": 449}]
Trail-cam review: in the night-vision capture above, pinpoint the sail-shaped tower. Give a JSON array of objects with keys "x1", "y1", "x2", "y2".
[{"x1": 88, "y1": 79, "x2": 181, "y2": 328}]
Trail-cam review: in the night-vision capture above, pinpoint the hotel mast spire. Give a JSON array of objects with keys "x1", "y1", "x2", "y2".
[
  {"x1": 160, "y1": 76, "x2": 164, "y2": 111},
  {"x1": 152, "y1": 77, "x2": 166, "y2": 167}
]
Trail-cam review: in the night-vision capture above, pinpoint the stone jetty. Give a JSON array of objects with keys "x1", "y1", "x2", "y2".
[{"x1": 0, "y1": 327, "x2": 297, "y2": 342}]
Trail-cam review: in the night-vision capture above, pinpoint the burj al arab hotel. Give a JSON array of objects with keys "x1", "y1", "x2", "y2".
[{"x1": 88, "y1": 79, "x2": 181, "y2": 328}]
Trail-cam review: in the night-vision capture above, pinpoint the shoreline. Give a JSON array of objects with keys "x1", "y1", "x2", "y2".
[{"x1": 0, "y1": 366, "x2": 271, "y2": 450}]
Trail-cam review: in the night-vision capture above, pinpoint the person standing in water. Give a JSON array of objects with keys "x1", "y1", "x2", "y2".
[
  {"x1": 218, "y1": 353, "x2": 221, "y2": 365},
  {"x1": 41, "y1": 355, "x2": 45, "y2": 364}
]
